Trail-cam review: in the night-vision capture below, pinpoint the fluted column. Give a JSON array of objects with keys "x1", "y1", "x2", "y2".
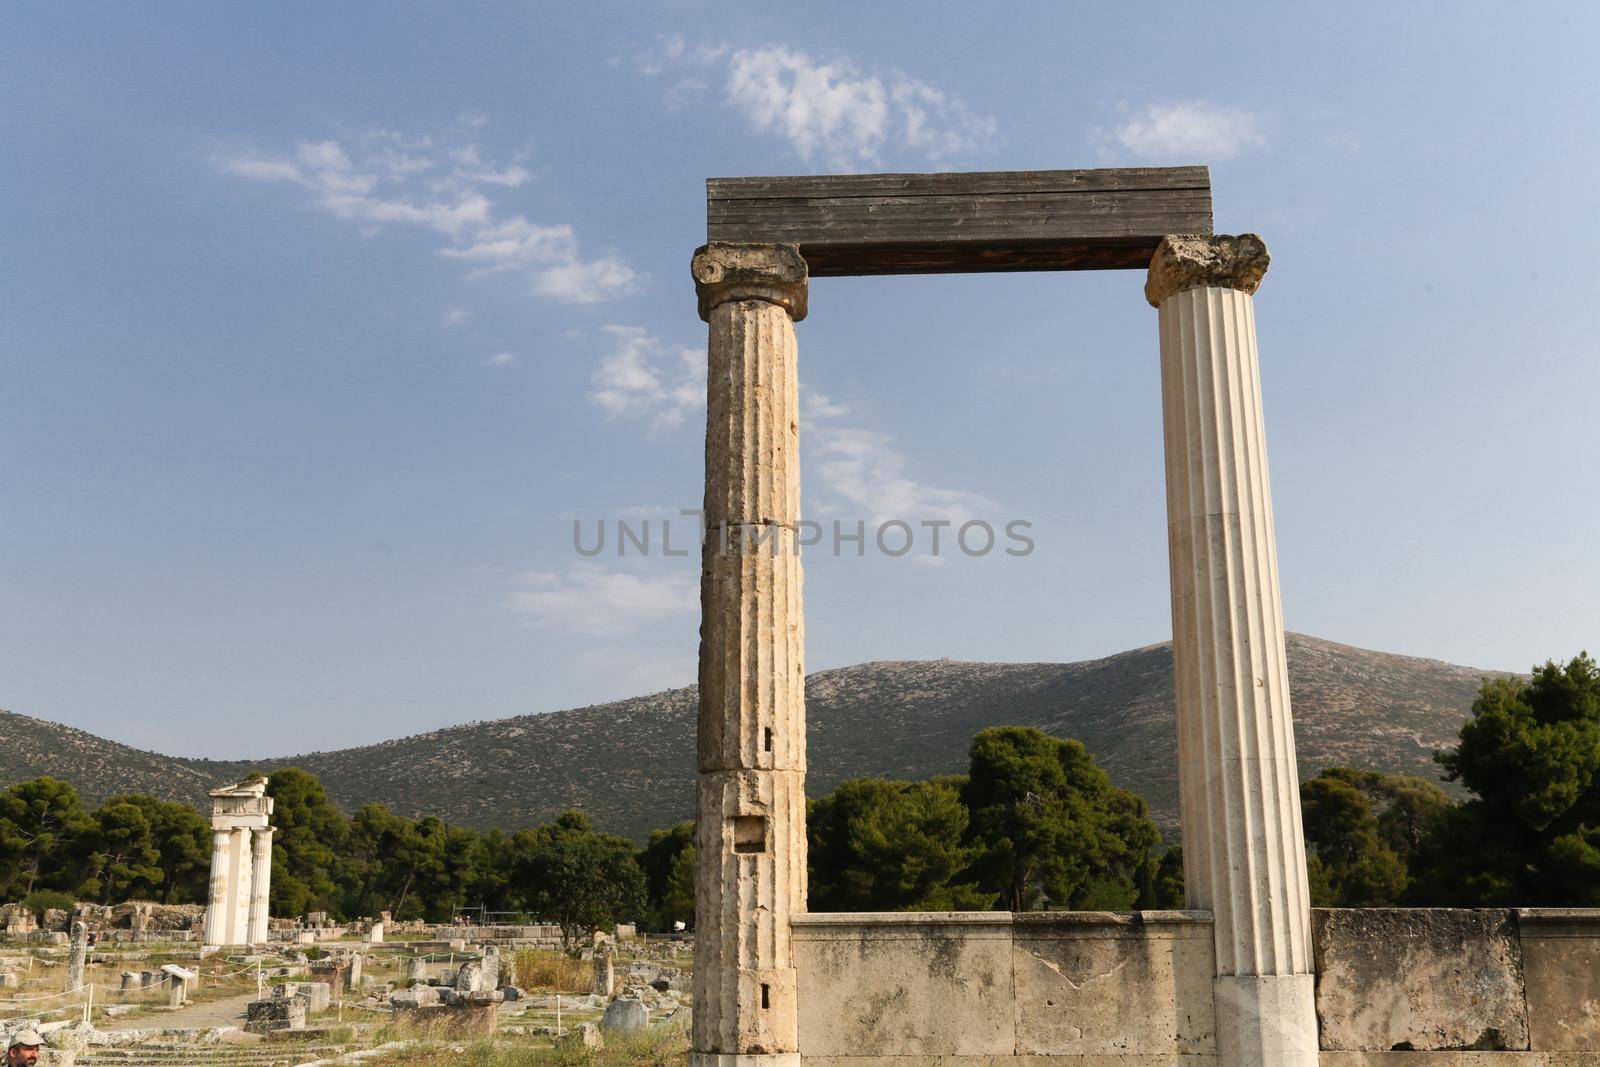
[
  {"x1": 1147, "y1": 234, "x2": 1317, "y2": 1066},
  {"x1": 204, "y1": 828, "x2": 232, "y2": 948},
  {"x1": 691, "y1": 242, "x2": 808, "y2": 1067},
  {"x1": 227, "y1": 825, "x2": 253, "y2": 947},
  {"x1": 247, "y1": 826, "x2": 274, "y2": 946}
]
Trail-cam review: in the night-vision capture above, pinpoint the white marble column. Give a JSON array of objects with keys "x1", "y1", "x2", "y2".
[
  {"x1": 247, "y1": 826, "x2": 274, "y2": 946},
  {"x1": 1147, "y1": 234, "x2": 1318, "y2": 1066},
  {"x1": 204, "y1": 828, "x2": 232, "y2": 948},
  {"x1": 690, "y1": 243, "x2": 808, "y2": 1067},
  {"x1": 227, "y1": 825, "x2": 253, "y2": 947}
]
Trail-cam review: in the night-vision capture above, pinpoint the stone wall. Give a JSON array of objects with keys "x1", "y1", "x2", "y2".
[{"x1": 791, "y1": 909, "x2": 1600, "y2": 1065}]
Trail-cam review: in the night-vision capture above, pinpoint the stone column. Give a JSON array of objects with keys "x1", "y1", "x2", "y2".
[
  {"x1": 690, "y1": 243, "x2": 808, "y2": 1067},
  {"x1": 227, "y1": 825, "x2": 253, "y2": 947},
  {"x1": 1147, "y1": 234, "x2": 1317, "y2": 1066},
  {"x1": 66, "y1": 920, "x2": 88, "y2": 992},
  {"x1": 247, "y1": 826, "x2": 274, "y2": 946},
  {"x1": 204, "y1": 828, "x2": 232, "y2": 947}
]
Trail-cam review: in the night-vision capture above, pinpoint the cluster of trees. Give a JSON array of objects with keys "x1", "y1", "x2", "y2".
[
  {"x1": 3, "y1": 652, "x2": 1597, "y2": 929},
  {"x1": 806, "y1": 726, "x2": 1171, "y2": 912},
  {"x1": 1302, "y1": 653, "x2": 1600, "y2": 907},
  {"x1": 0, "y1": 769, "x2": 648, "y2": 941},
  {"x1": 0, "y1": 781, "x2": 211, "y2": 905}
]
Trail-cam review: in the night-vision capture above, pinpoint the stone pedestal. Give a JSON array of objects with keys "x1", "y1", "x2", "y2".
[
  {"x1": 1147, "y1": 234, "x2": 1317, "y2": 1066},
  {"x1": 691, "y1": 243, "x2": 808, "y2": 1067}
]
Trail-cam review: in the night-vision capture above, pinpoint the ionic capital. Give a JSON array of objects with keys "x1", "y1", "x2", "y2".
[
  {"x1": 1144, "y1": 233, "x2": 1269, "y2": 308},
  {"x1": 693, "y1": 242, "x2": 808, "y2": 322}
]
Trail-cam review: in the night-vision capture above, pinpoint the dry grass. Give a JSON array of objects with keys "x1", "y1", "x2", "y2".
[
  {"x1": 362, "y1": 1026, "x2": 689, "y2": 1066},
  {"x1": 512, "y1": 949, "x2": 590, "y2": 992}
]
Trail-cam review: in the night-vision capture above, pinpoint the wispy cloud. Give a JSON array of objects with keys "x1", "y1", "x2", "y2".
[
  {"x1": 802, "y1": 388, "x2": 997, "y2": 528},
  {"x1": 1096, "y1": 101, "x2": 1265, "y2": 163},
  {"x1": 485, "y1": 351, "x2": 517, "y2": 367},
  {"x1": 217, "y1": 123, "x2": 635, "y2": 303},
  {"x1": 588, "y1": 325, "x2": 705, "y2": 429},
  {"x1": 628, "y1": 37, "x2": 997, "y2": 168},
  {"x1": 508, "y1": 562, "x2": 696, "y2": 635}
]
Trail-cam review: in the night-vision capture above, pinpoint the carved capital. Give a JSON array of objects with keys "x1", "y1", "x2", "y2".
[
  {"x1": 693, "y1": 243, "x2": 808, "y2": 322},
  {"x1": 1145, "y1": 234, "x2": 1269, "y2": 308}
]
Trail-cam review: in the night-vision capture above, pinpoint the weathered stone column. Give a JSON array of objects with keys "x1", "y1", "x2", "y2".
[
  {"x1": 204, "y1": 828, "x2": 232, "y2": 948},
  {"x1": 66, "y1": 920, "x2": 88, "y2": 992},
  {"x1": 227, "y1": 825, "x2": 253, "y2": 947},
  {"x1": 247, "y1": 826, "x2": 274, "y2": 946},
  {"x1": 690, "y1": 243, "x2": 808, "y2": 1067},
  {"x1": 1147, "y1": 234, "x2": 1317, "y2": 1066}
]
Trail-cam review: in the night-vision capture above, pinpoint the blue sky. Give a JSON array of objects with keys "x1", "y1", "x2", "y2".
[{"x1": 3, "y1": 2, "x2": 1596, "y2": 757}]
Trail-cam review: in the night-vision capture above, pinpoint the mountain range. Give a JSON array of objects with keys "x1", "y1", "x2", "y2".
[{"x1": 0, "y1": 633, "x2": 1504, "y2": 840}]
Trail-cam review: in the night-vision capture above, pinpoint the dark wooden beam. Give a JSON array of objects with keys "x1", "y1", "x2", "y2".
[{"x1": 706, "y1": 167, "x2": 1212, "y2": 277}]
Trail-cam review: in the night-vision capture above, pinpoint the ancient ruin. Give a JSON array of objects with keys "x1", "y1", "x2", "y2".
[
  {"x1": 688, "y1": 169, "x2": 1337, "y2": 1067},
  {"x1": 202, "y1": 776, "x2": 275, "y2": 948}
]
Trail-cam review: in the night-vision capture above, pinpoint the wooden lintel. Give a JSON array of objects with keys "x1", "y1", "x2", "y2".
[{"x1": 706, "y1": 166, "x2": 1212, "y2": 277}]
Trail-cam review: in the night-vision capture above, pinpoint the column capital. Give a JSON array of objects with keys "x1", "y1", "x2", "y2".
[
  {"x1": 693, "y1": 243, "x2": 808, "y2": 322},
  {"x1": 1144, "y1": 233, "x2": 1269, "y2": 308}
]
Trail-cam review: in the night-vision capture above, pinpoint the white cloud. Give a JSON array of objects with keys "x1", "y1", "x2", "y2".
[
  {"x1": 441, "y1": 218, "x2": 576, "y2": 269},
  {"x1": 588, "y1": 325, "x2": 703, "y2": 428},
  {"x1": 631, "y1": 39, "x2": 996, "y2": 168},
  {"x1": 534, "y1": 257, "x2": 637, "y2": 304},
  {"x1": 443, "y1": 308, "x2": 471, "y2": 326},
  {"x1": 508, "y1": 563, "x2": 696, "y2": 635},
  {"x1": 1099, "y1": 101, "x2": 1265, "y2": 163},
  {"x1": 802, "y1": 387, "x2": 996, "y2": 527},
  {"x1": 218, "y1": 123, "x2": 634, "y2": 304},
  {"x1": 486, "y1": 351, "x2": 517, "y2": 366}
]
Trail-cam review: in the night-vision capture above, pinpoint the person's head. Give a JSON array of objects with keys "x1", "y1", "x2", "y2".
[{"x1": 6, "y1": 1030, "x2": 43, "y2": 1066}]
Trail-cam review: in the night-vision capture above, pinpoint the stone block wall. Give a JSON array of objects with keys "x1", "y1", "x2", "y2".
[{"x1": 791, "y1": 909, "x2": 1600, "y2": 1065}]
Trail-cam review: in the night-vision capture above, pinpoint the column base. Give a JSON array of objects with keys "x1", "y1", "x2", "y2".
[
  {"x1": 1214, "y1": 973, "x2": 1318, "y2": 1066},
  {"x1": 690, "y1": 1055, "x2": 800, "y2": 1067}
]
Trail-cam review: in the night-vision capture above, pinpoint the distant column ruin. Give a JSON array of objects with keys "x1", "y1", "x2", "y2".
[{"x1": 202, "y1": 776, "x2": 275, "y2": 948}]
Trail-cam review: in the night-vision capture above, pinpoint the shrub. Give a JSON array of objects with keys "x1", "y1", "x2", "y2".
[
  {"x1": 21, "y1": 889, "x2": 75, "y2": 924},
  {"x1": 512, "y1": 948, "x2": 588, "y2": 992}
]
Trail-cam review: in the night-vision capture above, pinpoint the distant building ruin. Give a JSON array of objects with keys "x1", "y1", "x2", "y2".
[{"x1": 203, "y1": 775, "x2": 274, "y2": 947}]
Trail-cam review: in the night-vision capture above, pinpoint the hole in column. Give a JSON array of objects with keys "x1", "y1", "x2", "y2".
[
  {"x1": 761, "y1": 982, "x2": 770, "y2": 1009},
  {"x1": 731, "y1": 814, "x2": 767, "y2": 854},
  {"x1": 763, "y1": 727, "x2": 773, "y2": 752}
]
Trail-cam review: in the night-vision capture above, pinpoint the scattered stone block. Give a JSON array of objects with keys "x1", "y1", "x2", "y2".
[
  {"x1": 245, "y1": 995, "x2": 307, "y2": 1034},
  {"x1": 308, "y1": 958, "x2": 350, "y2": 995},
  {"x1": 1312, "y1": 908, "x2": 1528, "y2": 1051},
  {"x1": 273, "y1": 980, "x2": 330, "y2": 1013},
  {"x1": 390, "y1": 985, "x2": 440, "y2": 1009},
  {"x1": 393, "y1": 996, "x2": 497, "y2": 1039},
  {"x1": 560, "y1": 1021, "x2": 605, "y2": 1051},
  {"x1": 601, "y1": 996, "x2": 648, "y2": 1036}
]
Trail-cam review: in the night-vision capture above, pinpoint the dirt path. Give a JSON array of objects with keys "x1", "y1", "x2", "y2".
[{"x1": 100, "y1": 990, "x2": 256, "y2": 1031}]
